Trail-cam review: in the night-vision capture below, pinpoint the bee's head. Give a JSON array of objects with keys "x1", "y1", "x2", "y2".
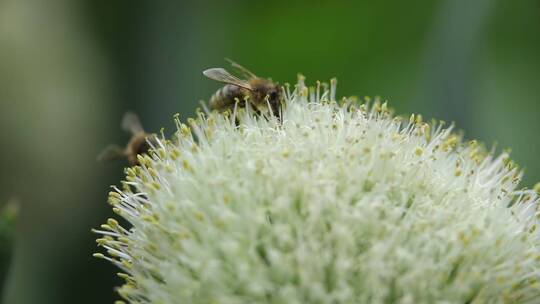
[{"x1": 251, "y1": 79, "x2": 282, "y2": 115}]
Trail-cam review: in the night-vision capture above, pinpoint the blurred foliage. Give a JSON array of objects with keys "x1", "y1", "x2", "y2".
[
  {"x1": 0, "y1": 0, "x2": 539, "y2": 303},
  {"x1": 0, "y1": 200, "x2": 19, "y2": 295}
]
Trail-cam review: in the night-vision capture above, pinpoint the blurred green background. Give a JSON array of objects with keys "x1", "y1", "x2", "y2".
[{"x1": 0, "y1": 0, "x2": 539, "y2": 303}]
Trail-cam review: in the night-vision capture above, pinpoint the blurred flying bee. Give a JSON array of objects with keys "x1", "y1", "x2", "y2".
[
  {"x1": 203, "y1": 60, "x2": 282, "y2": 116},
  {"x1": 98, "y1": 112, "x2": 157, "y2": 166}
]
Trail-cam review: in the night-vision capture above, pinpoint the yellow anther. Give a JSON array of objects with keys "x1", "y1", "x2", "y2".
[
  {"x1": 171, "y1": 148, "x2": 181, "y2": 160},
  {"x1": 533, "y1": 182, "x2": 540, "y2": 195},
  {"x1": 182, "y1": 160, "x2": 193, "y2": 172},
  {"x1": 122, "y1": 260, "x2": 132, "y2": 269},
  {"x1": 137, "y1": 154, "x2": 146, "y2": 166},
  {"x1": 158, "y1": 149, "x2": 166, "y2": 158},
  {"x1": 107, "y1": 218, "x2": 118, "y2": 227},
  {"x1": 180, "y1": 124, "x2": 191, "y2": 136},
  {"x1": 148, "y1": 167, "x2": 158, "y2": 178},
  {"x1": 109, "y1": 191, "x2": 121, "y2": 199},
  {"x1": 194, "y1": 212, "x2": 205, "y2": 221},
  {"x1": 282, "y1": 149, "x2": 290, "y2": 158}
]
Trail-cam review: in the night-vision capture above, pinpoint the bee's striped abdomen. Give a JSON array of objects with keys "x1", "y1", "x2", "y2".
[{"x1": 209, "y1": 84, "x2": 247, "y2": 111}]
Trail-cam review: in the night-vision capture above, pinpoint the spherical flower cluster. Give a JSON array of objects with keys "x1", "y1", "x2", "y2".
[{"x1": 95, "y1": 77, "x2": 540, "y2": 303}]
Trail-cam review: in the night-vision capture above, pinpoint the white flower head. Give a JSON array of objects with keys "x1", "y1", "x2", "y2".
[{"x1": 95, "y1": 77, "x2": 540, "y2": 303}]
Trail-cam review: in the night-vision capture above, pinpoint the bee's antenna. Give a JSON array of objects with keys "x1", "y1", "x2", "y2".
[{"x1": 225, "y1": 58, "x2": 258, "y2": 79}]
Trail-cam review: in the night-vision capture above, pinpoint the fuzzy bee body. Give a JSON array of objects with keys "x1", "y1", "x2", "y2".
[
  {"x1": 209, "y1": 84, "x2": 249, "y2": 111},
  {"x1": 203, "y1": 60, "x2": 282, "y2": 115},
  {"x1": 98, "y1": 112, "x2": 157, "y2": 166},
  {"x1": 124, "y1": 132, "x2": 155, "y2": 165}
]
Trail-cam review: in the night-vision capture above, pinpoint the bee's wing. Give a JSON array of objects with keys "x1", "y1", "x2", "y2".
[
  {"x1": 121, "y1": 111, "x2": 145, "y2": 135},
  {"x1": 203, "y1": 68, "x2": 252, "y2": 90},
  {"x1": 97, "y1": 145, "x2": 125, "y2": 162},
  {"x1": 225, "y1": 58, "x2": 258, "y2": 79}
]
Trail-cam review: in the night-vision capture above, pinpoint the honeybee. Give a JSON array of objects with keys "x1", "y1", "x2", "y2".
[
  {"x1": 203, "y1": 60, "x2": 282, "y2": 116},
  {"x1": 98, "y1": 112, "x2": 157, "y2": 166}
]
